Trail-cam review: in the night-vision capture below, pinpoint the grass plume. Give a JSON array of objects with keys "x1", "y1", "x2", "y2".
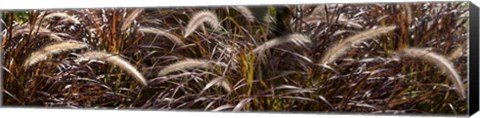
[
  {"x1": 318, "y1": 25, "x2": 397, "y2": 65},
  {"x1": 12, "y1": 25, "x2": 64, "y2": 41},
  {"x1": 158, "y1": 59, "x2": 215, "y2": 76},
  {"x1": 44, "y1": 12, "x2": 80, "y2": 24},
  {"x1": 23, "y1": 40, "x2": 88, "y2": 68},
  {"x1": 232, "y1": 6, "x2": 255, "y2": 22},
  {"x1": 252, "y1": 33, "x2": 311, "y2": 58},
  {"x1": 397, "y1": 48, "x2": 466, "y2": 99},
  {"x1": 78, "y1": 51, "x2": 148, "y2": 87},
  {"x1": 138, "y1": 27, "x2": 184, "y2": 45},
  {"x1": 183, "y1": 11, "x2": 220, "y2": 38}
]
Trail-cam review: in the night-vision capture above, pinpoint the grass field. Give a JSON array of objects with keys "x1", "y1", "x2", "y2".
[{"x1": 1, "y1": 2, "x2": 470, "y2": 115}]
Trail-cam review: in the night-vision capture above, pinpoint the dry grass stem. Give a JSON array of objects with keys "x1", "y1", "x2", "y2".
[
  {"x1": 233, "y1": 98, "x2": 252, "y2": 112},
  {"x1": 201, "y1": 77, "x2": 233, "y2": 94},
  {"x1": 402, "y1": 4, "x2": 413, "y2": 25}
]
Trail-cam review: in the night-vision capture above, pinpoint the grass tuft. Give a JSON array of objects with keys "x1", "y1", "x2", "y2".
[{"x1": 1, "y1": 3, "x2": 469, "y2": 114}]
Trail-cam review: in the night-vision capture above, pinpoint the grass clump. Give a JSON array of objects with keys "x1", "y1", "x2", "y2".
[{"x1": 1, "y1": 2, "x2": 470, "y2": 115}]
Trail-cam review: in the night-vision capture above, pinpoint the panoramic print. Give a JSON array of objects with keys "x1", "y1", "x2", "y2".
[{"x1": 1, "y1": 2, "x2": 470, "y2": 115}]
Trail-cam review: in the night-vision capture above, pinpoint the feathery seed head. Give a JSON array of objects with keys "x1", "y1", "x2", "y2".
[
  {"x1": 184, "y1": 11, "x2": 220, "y2": 38},
  {"x1": 252, "y1": 33, "x2": 311, "y2": 56},
  {"x1": 319, "y1": 25, "x2": 397, "y2": 65},
  {"x1": 232, "y1": 6, "x2": 255, "y2": 22},
  {"x1": 44, "y1": 12, "x2": 80, "y2": 24},
  {"x1": 138, "y1": 27, "x2": 184, "y2": 45},
  {"x1": 158, "y1": 59, "x2": 216, "y2": 76},
  {"x1": 23, "y1": 40, "x2": 88, "y2": 68},
  {"x1": 397, "y1": 48, "x2": 466, "y2": 99},
  {"x1": 79, "y1": 51, "x2": 148, "y2": 86},
  {"x1": 12, "y1": 25, "x2": 64, "y2": 41}
]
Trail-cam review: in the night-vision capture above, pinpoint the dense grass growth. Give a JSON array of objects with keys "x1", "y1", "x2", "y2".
[{"x1": 1, "y1": 2, "x2": 469, "y2": 115}]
